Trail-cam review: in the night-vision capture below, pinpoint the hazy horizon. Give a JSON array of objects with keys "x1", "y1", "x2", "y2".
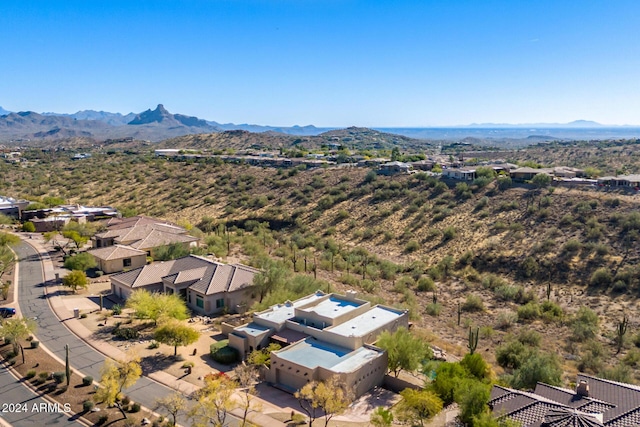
[{"x1": 1, "y1": 1, "x2": 638, "y2": 127}]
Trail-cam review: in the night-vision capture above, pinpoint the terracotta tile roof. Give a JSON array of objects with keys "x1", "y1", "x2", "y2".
[
  {"x1": 128, "y1": 229, "x2": 198, "y2": 250},
  {"x1": 88, "y1": 244, "x2": 147, "y2": 261},
  {"x1": 110, "y1": 255, "x2": 259, "y2": 296},
  {"x1": 492, "y1": 374, "x2": 640, "y2": 427}
]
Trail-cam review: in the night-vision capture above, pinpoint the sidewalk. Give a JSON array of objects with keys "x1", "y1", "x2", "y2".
[{"x1": 24, "y1": 236, "x2": 288, "y2": 427}]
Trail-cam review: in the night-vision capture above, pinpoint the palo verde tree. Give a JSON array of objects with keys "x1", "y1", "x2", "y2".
[
  {"x1": 252, "y1": 257, "x2": 287, "y2": 303},
  {"x1": 155, "y1": 392, "x2": 188, "y2": 427},
  {"x1": 0, "y1": 316, "x2": 37, "y2": 360},
  {"x1": 376, "y1": 327, "x2": 431, "y2": 377},
  {"x1": 62, "y1": 270, "x2": 89, "y2": 293},
  {"x1": 94, "y1": 354, "x2": 142, "y2": 419},
  {"x1": 295, "y1": 375, "x2": 353, "y2": 427},
  {"x1": 154, "y1": 320, "x2": 200, "y2": 356},
  {"x1": 189, "y1": 373, "x2": 238, "y2": 427},
  {"x1": 126, "y1": 289, "x2": 189, "y2": 326},
  {"x1": 396, "y1": 389, "x2": 443, "y2": 427}
]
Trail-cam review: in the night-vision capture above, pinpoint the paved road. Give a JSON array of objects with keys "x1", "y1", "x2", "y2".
[
  {"x1": 0, "y1": 363, "x2": 82, "y2": 427},
  {"x1": 15, "y1": 242, "x2": 209, "y2": 426},
  {"x1": 15, "y1": 242, "x2": 242, "y2": 427}
]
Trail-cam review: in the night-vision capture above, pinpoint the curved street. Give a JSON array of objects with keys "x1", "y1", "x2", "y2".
[{"x1": 14, "y1": 241, "x2": 234, "y2": 426}]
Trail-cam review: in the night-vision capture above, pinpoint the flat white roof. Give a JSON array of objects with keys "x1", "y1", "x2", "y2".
[
  {"x1": 327, "y1": 306, "x2": 404, "y2": 338},
  {"x1": 275, "y1": 338, "x2": 381, "y2": 373},
  {"x1": 235, "y1": 322, "x2": 270, "y2": 337},
  {"x1": 255, "y1": 292, "x2": 325, "y2": 325},
  {"x1": 297, "y1": 295, "x2": 364, "y2": 319}
]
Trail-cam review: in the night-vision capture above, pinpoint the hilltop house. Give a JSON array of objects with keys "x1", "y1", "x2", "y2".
[
  {"x1": 491, "y1": 374, "x2": 640, "y2": 427},
  {"x1": 378, "y1": 161, "x2": 413, "y2": 175},
  {"x1": 228, "y1": 290, "x2": 409, "y2": 398},
  {"x1": 109, "y1": 255, "x2": 260, "y2": 316}
]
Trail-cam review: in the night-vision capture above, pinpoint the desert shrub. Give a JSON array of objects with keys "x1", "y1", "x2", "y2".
[
  {"x1": 26, "y1": 370, "x2": 36, "y2": 379},
  {"x1": 623, "y1": 349, "x2": 640, "y2": 367},
  {"x1": 510, "y1": 352, "x2": 562, "y2": 389},
  {"x1": 131, "y1": 403, "x2": 141, "y2": 413},
  {"x1": 97, "y1": 414, "x2": 109, "y2": 425},
  {"x1": 112, "y1": 304, "x2": 122, "y2": 315},
  {"x1": 38, "y1": 372, "x2": 50, "y2": 382},
  {"x1": 521, "y1": 257, "x2": 539, "y2": 278},
  {"x1": 570, "y1": 306, "x2": 599, "y2": 341},
  {"x1": 517, "y1": 302, "x2": 541, "y2": 322},
  {"x1": 442, "y1": 226, "x2": 456, "y2": 242},
  {"x1": 541, "y1": 301, "x2": 563, "y2": 320},
  {"x1": 590, "y1": 268, "x2": 613, "y2": 287},
  {"x1": 425, "y1": 302, "x2": 443, "y2": 316},
  {"x1": 417, "y1": 277, "x2": 436, "y2": 292},
  {"x1": 496, "y1": 340, "x2": 528, "y2": 369},
  {"x1": 462, "y1": 294, "x2": 484, "y2": 312},
  {"x1": 494, "y1": 285, "x2": 521, "y2": 302},
  {"x1": 563, "y1": 239, "x2": 582, "y2": 253},
  {"x1": 83, "y1": 400, "x2": 95, "y2": 411},
  {"x1": 600, "y1": 363, "x2": 633, "y2": 384},
  {"x1": 114, "y1": 327, "x2": 139, "y2": 340},
  {"x1": 210, "y1": 344, "x2": 239, "y2": 364},
  {"x1": 517, "y1": 330, "x2": 541, "y2": 347},
  {"x1": 148, "y1": 341, "x2": 160, "y2": 349},
  {"x1": 30, "y1": 340, "x2": 40, "y2": 348},
  {"x1": 52, "y1": 371, "x2": 66, "y2": 384},
  {"x1": 82, "y1": 376, "x2": 93, "y2": 386},
  {"x1": 578, "y1": 340, "x2": 604, "y2": 373},
  {"x1": 404, "y1": 240, "x2": 420, "y2": 253},
  {"x1": 481, "y1": 274, "x2": 506, "y2": 290},
  {"x1": 495, "y1": 311, "x2": 517, "y2": 330}
]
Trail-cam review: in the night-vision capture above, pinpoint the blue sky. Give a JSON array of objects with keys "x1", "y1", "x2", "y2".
[{"x1": 1, "y1": 1, "x2": 638, "y2": 127}]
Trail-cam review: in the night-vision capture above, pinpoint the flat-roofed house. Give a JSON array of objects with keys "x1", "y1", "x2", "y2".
[
  {"x1": 229, "y1": 290, "x2": 409, "y2": 399},
  {"x1": 510, "y1": 167, "x2": 554, "y2": 181},
  {"x1": 110, "y1": 255, "x2": 259, "y2": 315}
]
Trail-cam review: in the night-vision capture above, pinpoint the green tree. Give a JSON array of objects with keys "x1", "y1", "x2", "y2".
[
  {"x1": 126, "y1": 290, "x2": 189, "y2": 326},
  {"x1": 63, "y1": 252, "x2": 97, "y2": 272},
  {"x1": 0, "y1": 232, "x2": 20, "y2": 247},
  {"x1": 370, "y1": 406, "x2": 394, "y2": 427},
  {"x1": 253, "y1": 257, "x2": 287, "y2": 303},
  {"x1": 460, "y1": 353, "x2": 490, "y2": 381},
  {"x1": 95, "y1": 355, "x2": 142, "y2": 419},
  {"x1": 570, "y1": 306, "x2": 600, "y2": 341},
  {"x1": 247, "y1": 343, "x2": 281, "y2": 366},
  {"x1": 510, "y1": 352, "x2": 562, "y2": 390},
  {"x1": 0, "y1": 316, "x2": 37, "y2": 355},
  {"x1": 377, "y1": 327, "x2": 431, "y2": 377},
  {"x1": 531, "y1": 173, "x2": 552, "y2": 188},
  {"x1": 155, "y1": 391, "x2": 188, "y2": 427},
  {"x1": 233, "y1": 364, "x2": 261, "y2": 427},
  {"x1": 22, "y1": 221, "x2": 36, "y2": 232},
  {"x1": 456, "y1": 380, "x2": 491, "y2": 425},
  {"x1": 62, "y1": 270, "x2": 88, "y2": 293},
  {"x1": 62, "y1": 230, "x2": 88, "y2": 249},
  {"x1": 153, "y1": 242, "x2": 190, "y2": 261},
  {"x1": 396, "y1": 389, "x2": 443, "y2": 427},
  {"x1": 429, "y1": 362, "x2": 468, "y2": 404},
  {"x1": 154, "y1": 321, "x2": 200, "y2": 356},
  {"x1": 189, "y1": 373, "x2": 238, "y2": 427},
  {"x1": 295, "y1": 376, "x2": 353, "y2": 427}
]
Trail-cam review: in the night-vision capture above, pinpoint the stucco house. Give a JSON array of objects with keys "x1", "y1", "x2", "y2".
[
  {"x1": 378, "y1": 161, "x2": 413, "y2": 175},
  {"x1": 88, "y1": 245, "x2": 147, "y2": 274},
  {"x1": 92, "y1": 216, "x2": 198, "y2": 258},
  {"x1": 228, "y1": 291, "x2": 409, "y2": 399},
  {"x1": 109, "y1": 255, "x2": 260, "y2": 316}
]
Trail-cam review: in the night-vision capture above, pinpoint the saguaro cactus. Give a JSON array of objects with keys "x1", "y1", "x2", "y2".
[
  {"x1": 468, "y1": 327, "x2": 479, "y2": 354},
  {"x1": 546, "y1": 282, "x2": 552, "y2": 301},
  {"x1": 457, "y1": 302, "x2": 462, "y2": 326},
  {"x1": 616, "y1": 315, "x2": 629, "y2": 354},
  {"x1": 65, "y1": 344, "x2": 71, "y2": 387}
]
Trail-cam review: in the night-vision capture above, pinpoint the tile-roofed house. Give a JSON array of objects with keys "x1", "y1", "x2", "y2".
[
  {"x1": 87, "y1": 244, "x2": 147, "y2": 274},
  {"x1": 491, "y1": 375, "x2": 640, "y2": 427},
  {"x1": 110, "y1": 255, "x2": 259, "y2": 316},
  {"x1": 92, "y1": 216, "x2": 198, "y2": 265}
]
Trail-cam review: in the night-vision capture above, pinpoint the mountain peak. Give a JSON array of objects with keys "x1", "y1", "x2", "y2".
[{"x1": 128, "y1": 104, "x2": 175, "y2": 125}]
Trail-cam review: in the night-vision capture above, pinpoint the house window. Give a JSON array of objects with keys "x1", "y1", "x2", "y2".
[
  {"x1": 188, "y1": 294, "x2": 191, "y2": 303},
  {"x1": 196, "y1": 297, "x2": 204, "y2": 309},
  {"x1": 216, "y1": 298, "x2": 224, "y2": 308},
  {"x1": 123, "y1": 258, "x2": 132, "y2": 267}
]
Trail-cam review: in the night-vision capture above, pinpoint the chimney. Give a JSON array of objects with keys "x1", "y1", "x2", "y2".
[
  {"x1": 576, "y1": 380, "x2": 589, "y2": 397},
  {"x1": 345, "y1": 290, "x2": 358, "y2": 301}
]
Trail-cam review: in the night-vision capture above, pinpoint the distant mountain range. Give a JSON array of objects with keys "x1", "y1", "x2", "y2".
[{"x1": 1, "y1": 104, "x2": 640, "y2": 145}]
